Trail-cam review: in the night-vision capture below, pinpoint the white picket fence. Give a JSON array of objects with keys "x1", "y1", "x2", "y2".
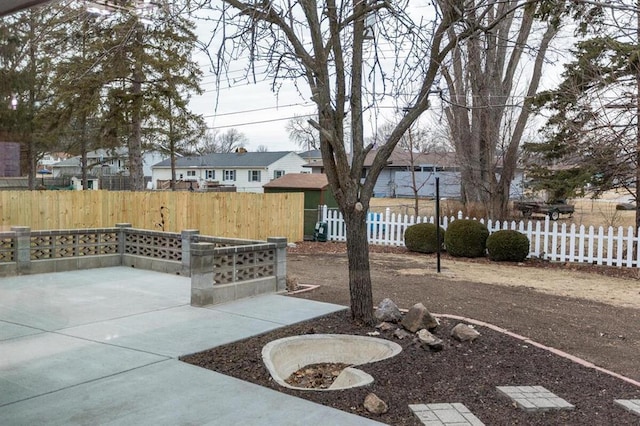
[{"x1": 320, "y1": 206, "x2": 640, "y2": 268}]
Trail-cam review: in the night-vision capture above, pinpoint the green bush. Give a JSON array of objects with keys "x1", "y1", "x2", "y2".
[
  {"x1": 404, "y1": 223, "x2": 445, "y2": 254},
  {"x1": 444, "y1": 219, "x2": 489, "y2": 258},
  {"x1": 486, "y1": 230, "x2": 530, "y2": 262}
]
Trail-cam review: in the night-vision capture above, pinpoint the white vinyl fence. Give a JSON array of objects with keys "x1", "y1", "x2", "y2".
[{"x1": 320, "y1": 206, "x2": 640, "y2": 268}]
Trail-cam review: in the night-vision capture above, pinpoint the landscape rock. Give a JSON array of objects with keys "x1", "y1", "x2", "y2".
[
  {"x1": 401, "y1": 303, "x2": 439, "y2": 332},
  {"x1": 364, "y1": 392, "x2": 389, "y2": 415},
  {"x1": 451, "y1": 323, "x2": 480, "y2": 342},
  {"x1": 417, "y1": 329, "x2": 444, "y2": 351},
  {"x1": 374, "y1": 298, "x2": 402, "y2": 322},
  {"x1": 375, "y1": 322, "x2": 395, "y2": 332},
  {"x1": 393, "y1": 329, "x2": 413, "y2": 340},
  {"x1": 286, "y1": 275, "x2": 299, "y2": 292}
]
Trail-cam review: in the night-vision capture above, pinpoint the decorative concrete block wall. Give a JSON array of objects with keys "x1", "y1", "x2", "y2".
[
  {"x1": 0, "y1": 225, "x2": 287, "y2": 307},
  {"x1": 190, "y1": 237, "x2": 287, "y2": 307}
]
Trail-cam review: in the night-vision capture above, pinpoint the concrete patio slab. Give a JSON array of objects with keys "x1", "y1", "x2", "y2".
[
  {"x1": 0, "y1": 332, "x2": 167, "y2": 406},
  {"x1": 0, "y1": 267, "x2": 377, "y2": 424},
  {"x1": 0, "y1": 267, "x2": 190, "y2": 331},
  {"x1": 209, "y1": 293, "x2": 347, "y2": 325},
  {"x1": 61, "y1": 304, "x2": 290, "y2": 358},
  {"x1": 0, "y1": 321, "x2": 41, "y2": 341},
  {"x1": 0, "y1": 360, "x2": 382, "y2": 425}
]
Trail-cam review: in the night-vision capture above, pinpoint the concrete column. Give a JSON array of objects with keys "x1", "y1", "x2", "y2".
[
  {"x1": 268, "y1": 237, "x2": 288, "y2": 292},
  {"x1": 11, "y1": 226, "x2": 31, "y2": 274},
  {"x1": 180, "y1": 229, "x2": 199, "y2": 275},
  {"x1": 190, "y1": 242, "x2": 216, "y2": 306},
  {"x1": 115, "y1": 223, "x2": 132, "y2": 263}
]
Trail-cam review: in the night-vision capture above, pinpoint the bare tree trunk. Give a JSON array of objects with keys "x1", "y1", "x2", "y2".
[
  {"x1": 170, "y1": 152, "x2": 176, "y2": 191},
  {"x1": 26, "y1": 141, "x2": 36, "y2": 190},
  {"x1": 168, "y1": 97, "x2": 176, "y2": 191},
  {"x1": 81, "y1": 114, "x2": 88, "y2": 190},
  {"x1": 344, "y1": 208, "x2": 374, "y2": 325},
  {"x1": 128, "y1": 25, "x2": 145, "y2": 191},
  {"x1": 27, "y1": 14, "x2": 36, "y2": 191},
  {"x1": 406, "y1": 129, "x2": 420, "y2": 217},
  {"x1": 444, "y1": 3, "x2": 558, "y2": 220}
]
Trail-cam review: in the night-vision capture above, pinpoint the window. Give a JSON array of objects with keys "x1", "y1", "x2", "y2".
[
  {"x1": 205, "y1": 170, "x2": 215, "y2": 180},
  {"x1": 248, "y1": 170, "x2": 261, "y2": 182},
  {"x1": 361, "y1": 168, "x2": 367, "y2": 179},
  {"x1": 186, "y1": 170, "x2": 196, "y2": 177},
  {"x1": 179, "y1": 173, "x2": 183, "y2": 179},
  {"x1": 223, "y1": 170, "x2": 236, "y2": 181},
  {"x1": 273, "y1": 170, "x2": 285, "y2": 179}
]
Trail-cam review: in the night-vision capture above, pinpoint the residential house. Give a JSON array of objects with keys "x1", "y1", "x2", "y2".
[
  {"x1": 51, "y1": 148, "x2": 166, "y2": 190},
  {"x1": 52, "y1": 148, "x2": 166, "y2": 178},
  {"x1": 305, "y1": 150, "x2": 525, "y2": 199},
  {"x1": 151, "y1": 151, "x2": 307, "y2": 192},
  {"x1": 38, "y1": 152, "x2": 71, "y2": 172},
  {"x1": 298, "y1": 149, "x2": 322, "y2": 165}
]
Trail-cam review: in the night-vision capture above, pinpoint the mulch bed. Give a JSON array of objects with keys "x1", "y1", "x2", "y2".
[{"x1": 182, "y1": 309, "x2": 640, "y2": 425}]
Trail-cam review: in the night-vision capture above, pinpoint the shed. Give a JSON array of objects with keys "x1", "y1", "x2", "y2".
[{"x1": 264, "y1": 173, "x2": 338, "y2": 238}]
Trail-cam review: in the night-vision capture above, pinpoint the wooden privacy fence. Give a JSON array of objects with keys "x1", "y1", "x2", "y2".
[
  {"x1": 321, "y1": 206, "x2": 640, "y2": 268},
  {"x1": 0, "y1": 191, "x2": 304, "y2": 242}
]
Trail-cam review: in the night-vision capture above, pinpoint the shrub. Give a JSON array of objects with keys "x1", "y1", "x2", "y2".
[
  {"x1": 404, "y1": 223, "x2": 445, "y2": 254},
  {"x1": 444, "y1": 219, "x2": 489, "y2": 258},
  {"x1": 486, "y1": 230, "x2": 530, "y2": 262}
]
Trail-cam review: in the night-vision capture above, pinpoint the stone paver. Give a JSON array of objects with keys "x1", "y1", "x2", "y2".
[
  {"x1": 497, "y1": 386, "x2": 574, "y2": 412},
  {"x1": 615, "y1": 399, "x2": 640, "y2": 416},
  {"x1": 409, "y1": 403, "x2": 485, "y2": 425}
]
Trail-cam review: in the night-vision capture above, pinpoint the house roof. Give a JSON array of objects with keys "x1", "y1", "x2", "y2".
[
  {"x1": 304, "y1": 150, "x2": 460, "y2": 169},
  {"x1": 263, "y1": 173, "x2": 329, "y2": 190},
  {"x1": 52, "y1": 158, "x2": 81, "y2": 168},
  {"x1": 152, "y1": 151, "x2": 298, "y2": 169},
  {"x1": 298, "y1": 149, "x2": 322, "y2": 160}
]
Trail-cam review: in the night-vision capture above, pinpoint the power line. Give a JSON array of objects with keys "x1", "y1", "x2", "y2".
[
  {"x1": 208, "y1": 113, "x2": 315, "y2": 130},
  {"x1": 201, "y1": 102, "x2": 315, "y2": 119}
]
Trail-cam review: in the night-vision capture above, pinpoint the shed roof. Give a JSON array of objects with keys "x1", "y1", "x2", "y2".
[{"x1": 263, "y1": 173, "x2": 329, "y2": 190}]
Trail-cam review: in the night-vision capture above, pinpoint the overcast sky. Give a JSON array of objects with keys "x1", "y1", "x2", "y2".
[
  {"x1": 187, "y1": 3, "x2": 434, "y2": 153},
  {"x1": 186, "y1": 2, "x2": 570, "y2": 154},
  {"x1": 188, "y1": 68, "x2": 315, "y2": 152}
]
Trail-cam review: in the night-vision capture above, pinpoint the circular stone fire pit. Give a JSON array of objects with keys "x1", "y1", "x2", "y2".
[{"x1": 262, "y1": 334, "x2": 402, "y2": 391}]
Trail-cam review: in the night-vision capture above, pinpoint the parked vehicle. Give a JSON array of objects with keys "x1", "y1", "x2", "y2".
[{"x1": 513, "y1": 200, "x2": 575, "y2": 221}]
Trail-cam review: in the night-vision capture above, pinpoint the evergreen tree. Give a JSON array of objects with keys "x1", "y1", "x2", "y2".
[
  {"x1": 45, "y1": 1, "x2": 204, "y2": 190},
  {"x1": 530, "y1": 2, "x2": 640, "y2": 226},
  {"x1": 0, "y1": 5, "x2": 66, "y2": 188},
  {"x1": 97, "y1": 1, "x2": 205, "y2": 190}
]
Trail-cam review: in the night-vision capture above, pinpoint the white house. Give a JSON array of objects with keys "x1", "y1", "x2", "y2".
[
  {"x1": 150, "y1": 151, "x2": 307, "y2": 192},
  {"x1": 51, "y1": 148, "x2": 166, "y2": 179}
]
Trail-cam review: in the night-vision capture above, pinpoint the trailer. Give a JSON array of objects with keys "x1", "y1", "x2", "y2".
[{"x1": 513, "y1": 200, "x2": 575, "y2": 221}]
